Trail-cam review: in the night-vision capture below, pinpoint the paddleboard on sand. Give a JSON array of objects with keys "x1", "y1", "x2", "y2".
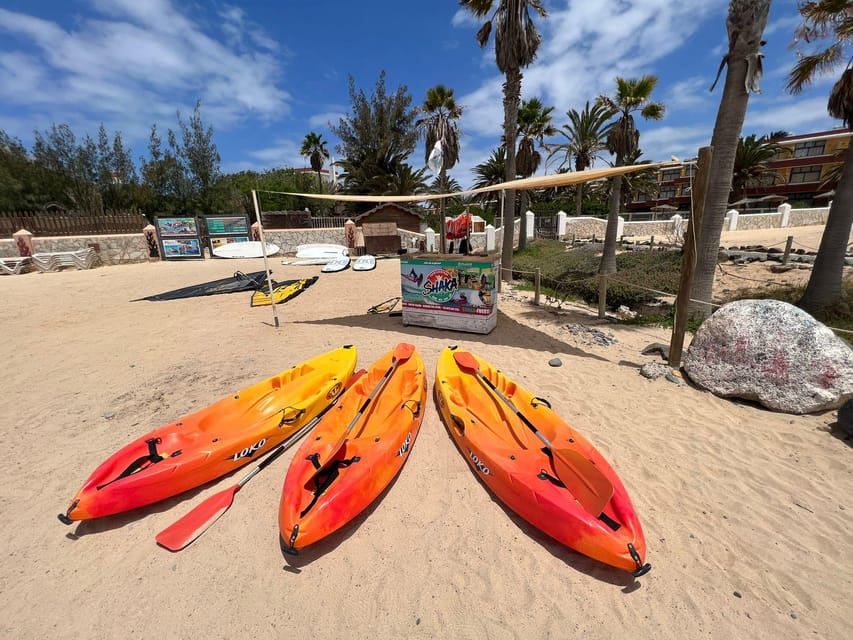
[
  {"x1": 321, "y1": 255, "x2": 351, "y2": 273},
  {"x1": 352, "y1": 254, "x2": 377, "y2": 271},
  {"x1": 213, "y1": 241, "x2": 280, "y2": 258},
  {"x1": 295, "y1": 244, "x2": 348, "y2": 259},
  {"x1": 281, "y1": 257, "x2": 336, "y2": 266}
]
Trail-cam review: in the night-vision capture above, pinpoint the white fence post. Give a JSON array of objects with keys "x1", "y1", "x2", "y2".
[
  {"x1": 727, "y1": 209, "x2": 739, "y2": 231},
  {"x1": 485, "y1": 224, "x2": 496, "y2": 251},
  {"x1": 670, "y1": 214, "x2": 683, "y2": 240},
  {"x1": 425, "y1": 227, "x2": 436, "y2": 252},
  {"x1": 617, "y1": 215, "x2": 625, "y2": 239},
  {"x1": 557, "y1": 210, "x2": 567, "y2": 239},
  {"x1": 525, "y1": 210, "x2": 535, "y2": 239},
  {"x1": 778, "y1": 203, "x2": 791, "y2": 228}
]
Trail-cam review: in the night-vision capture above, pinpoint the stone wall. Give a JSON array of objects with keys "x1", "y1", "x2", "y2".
[
  {"x1": 563, "y1": 217, "x2": 608, "y2": 240},
  {"x1": 622, "y1": 220, "x2": 679, "y2": 238},
  {"x1": 730, "y1": 212, "x2": 782, "y2": 230},
  {"x1": 789, "y1": 207, "x2": 829, "y2": 227},
  {"x1": 0, "y1": 234, "x2": 149, "y2": 264}
]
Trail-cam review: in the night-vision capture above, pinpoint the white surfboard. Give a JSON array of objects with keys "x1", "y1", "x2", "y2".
[
  {"x1": 295, "y1": 243, "x2": 348, "y2": 259},
  {"x1": 281, "y1": 257, "x2": 335, "y2": 266},
  {"x1": 213, "y1": 241, "x2": 280, "y2": 258},
  {"x1": 321, "y1": 255, "x2": 351, "y2": 273},
  {"x1": 352, "y1": 254, "x2": 376, "y2": 271}
]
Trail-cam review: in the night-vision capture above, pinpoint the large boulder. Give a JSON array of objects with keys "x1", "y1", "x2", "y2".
[{"x1": 683, "y1": 299, "x2": 853, "y2": 414}]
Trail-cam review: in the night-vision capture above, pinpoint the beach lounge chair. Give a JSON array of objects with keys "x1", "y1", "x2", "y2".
[{"x1": 0, "y1": 256, "x2": 34, "y2": 275}]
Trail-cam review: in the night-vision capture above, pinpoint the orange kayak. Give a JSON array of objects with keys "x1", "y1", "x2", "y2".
[
  {"x1": 59, "y1": 346, "x2": 357, "y2": 523},
  {"x1": 434, "y1": 347, "x2": 650, "y2": 576},
  {"x1": 279, "y1": 343, "x2": 426, "y2": 553}
]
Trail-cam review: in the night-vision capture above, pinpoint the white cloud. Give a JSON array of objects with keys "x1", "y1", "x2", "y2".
[
  {"x1": 456, "y1": 0, "x2": 729, "y2": 153},
  {"x1": 745, "y1": 96, "x2": 837, "y2": 133},
  {"x1": 665, "y1": 76, "x2": 714, "y2": 109},
  {"x1": 639, "y1": 125, "x2": 713, "y2": 162},
  {"x1": 0, "y1": 2, "x2": 290, "y2": 142},
  {"x1": 247, "y1": 138, "x2": 303, "y2": 169},
  {"x1": 309, "y1": 111, "x2": 347, "y2": 130}
]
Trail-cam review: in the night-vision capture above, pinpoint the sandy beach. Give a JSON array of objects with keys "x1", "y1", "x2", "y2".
[{"x1": 1, "y1": 228, "x2": 851, "y2": 639}]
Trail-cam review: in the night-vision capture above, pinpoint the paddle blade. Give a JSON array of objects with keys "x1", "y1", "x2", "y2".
[
  {"x1": 452, "y1": 350, "x2": 479, "y2": 372},
  {"x1": 156, "y1": 484, "x2": 241, "y2": 552},
  {"x1": 393, "y1": 342, "x2": 415, "y2": 363},
  {"x1": 552, "y1": 449, "x2": 614, "y2": 516}
]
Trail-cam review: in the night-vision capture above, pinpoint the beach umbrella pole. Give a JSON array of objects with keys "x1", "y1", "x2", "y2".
[{"x1": 252, "y1": 189, "x2": 279, "y2": 328}]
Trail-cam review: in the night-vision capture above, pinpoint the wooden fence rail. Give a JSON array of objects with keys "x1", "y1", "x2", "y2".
[{"x1": 0, "y1": 211, "x2": 149, "y2": 237}]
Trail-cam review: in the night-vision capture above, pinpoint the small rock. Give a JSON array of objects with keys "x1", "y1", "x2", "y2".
[
  {"x1": 665, "y1": 373, "x2": 680, "y2": 384},
  {"x1": 548, "y1": 358, "x2": 562, "y2": 367},
  {"x1": 641, "y1": 342, "x2": 670, "y2": 360},
  {"x1": 640, "y1": 362, "x2": 671, "y2": 380},
  {"x1": 733, "y1": 591, "x2": 742, "y2": 598}
]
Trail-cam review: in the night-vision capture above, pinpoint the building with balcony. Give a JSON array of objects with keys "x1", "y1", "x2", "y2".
[{"x1": 630, "y1": 128, "x2": 851, "y2": 213}]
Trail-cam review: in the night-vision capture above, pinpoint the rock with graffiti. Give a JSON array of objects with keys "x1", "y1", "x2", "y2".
[{"x1": 683, "y1": 299, "x2": 853, "y2": 414}]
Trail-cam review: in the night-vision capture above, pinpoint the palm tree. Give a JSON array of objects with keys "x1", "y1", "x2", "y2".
[
  {"x1": 385, "y1": 163, "x2": 430, "y2": 196},
  {"x1": 460, "y1": 0, "x2": 547, "y2": 278},
  {"x1": 415, "y1": 84, "x2": 463, "y2": 253},
  {"x1": 471, "y1": 147, "x2": 506, "y2": 217},
  {"x1": 730, "y1": 134, "x2": 786, "y2": 203},
  {"x1": 689, "y1": 0, "x2": 770, "y2": 317},
  {"x1": 516, "y1": 97, "x2": 557, "y2": 248},
  {"x1": 548, "y1": 101, "x2": 616, "y2": 217},
  {"x1": 596, "y1": 75, "x2": 665, "y2": 275},
  {"x1": 788, "y1": 0, "x2": 853, "y2": 315},
  {"x1": 300, "y1": 132, "x2": 330, "y2": 193}
]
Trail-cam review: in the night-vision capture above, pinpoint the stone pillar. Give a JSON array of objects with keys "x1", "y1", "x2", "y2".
[
  {"x1": 778, "y1": 203, "x2": 791, "y2": 228},
  {"x1": 557, "y1": 210, "x2": 567, "y2": 239},
  {"x1": 617, "y1": 215, "x2": 625, "y2": 239},
  {"x1": 727, "y1": 209, "x2": 739, "y2": 231},
  {"x1": 344, "y1": 219, "x2": 356, "y2": 250},
  {"x1": 525, "y1": 210, "x2": 535, "y2": 239},
  {"x1": 425, "y1": 227, "x2": 436, "y2": 252},
  {"x1": 485, "y1": 224, "x2": 496, "y2": 252},
  {"x1": 143, "y1": 224, "x2": 159, "y2": 258},
  {"x1": 13, "y1": 229, "x2": 33, "y2": 257}
]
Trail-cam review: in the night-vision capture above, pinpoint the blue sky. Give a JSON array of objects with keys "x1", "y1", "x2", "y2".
[{"x1": 0, "y1": 1, "x2": 842, "y2": 190}]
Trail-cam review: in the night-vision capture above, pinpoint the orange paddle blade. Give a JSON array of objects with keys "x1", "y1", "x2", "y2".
[
  {"x1": 156, "y1": 484, "x2": 240, "y2": 551},
  {"x1": 552, "y1": 449, "x2": 614, "y2": 516}
]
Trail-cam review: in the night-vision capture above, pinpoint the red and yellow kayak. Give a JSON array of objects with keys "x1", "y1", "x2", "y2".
[
  {"x1": 59, "y1": 346, "x2": 357, "y2": 523},
  {"x1": 279, "y1": 343, "x2": 426, "y2": 553},
  {"x1": 434, "y1": 347, "x2": 650, "y2": 576}
]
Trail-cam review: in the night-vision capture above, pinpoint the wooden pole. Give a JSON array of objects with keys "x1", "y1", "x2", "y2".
[
  {"x1": 782, "y1": 235, "x2": 793, "y2": 265},
  {"x1": 534, "y1": 268, "x2": 541, "y2": 306},
  {"x1": 668, "y1": 147, "x2": 713, "y2": 368},
  {"x1": 252, "y1": 190, "x2": 280, "y2": 329}
]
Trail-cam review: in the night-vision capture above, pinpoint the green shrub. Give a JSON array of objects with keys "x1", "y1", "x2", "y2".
[{"x1": 512, "y1": 240, "x2": 683, "y2": 309}]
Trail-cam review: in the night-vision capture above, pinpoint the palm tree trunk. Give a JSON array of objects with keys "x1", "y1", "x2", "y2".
[
  {"x1": 689, "y1": 1, "x2": 770, "y2": 318},
  {"x1": 501, "y1": 69, "x2": 522, "y2": 280},
  {"x1": 799, "y1": 153, "x2": 853, "y2": 313},
  {"x1": 575, "y1": 183, "x2": 583, "y2": 217},
  {"x1": 316, "y1": 169, "x2": 323, "y2": 194},
  {"x1": 519, "y1": 190, "x2": 529, "y2": 249},
  {"x1": 599, "y1": 161, "x2": 623, "y2": 275}
]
